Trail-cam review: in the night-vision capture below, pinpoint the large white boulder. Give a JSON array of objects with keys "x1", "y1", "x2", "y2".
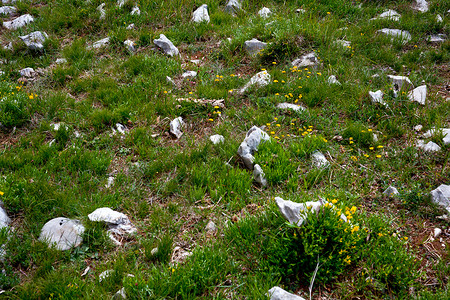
[
  {"x1": 192, "y1": 4, "x2": 210, "y2": 23},
  {"x1": 39, "y1": 218, "x2": 85, "y2": 250},
  {"x1": 408, "y1": 85, "x2": 426, "y2": 105},
  {"x1": 19, "y1": 31, "x2": 48, "y2": 51},
  {"x1": 3, "y1": 14, "x2": 34, "y2": 30}
]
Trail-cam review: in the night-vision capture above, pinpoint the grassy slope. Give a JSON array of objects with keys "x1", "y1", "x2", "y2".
[{"x1": 0, "y1": 0, "x2": 449, "y2": 298}]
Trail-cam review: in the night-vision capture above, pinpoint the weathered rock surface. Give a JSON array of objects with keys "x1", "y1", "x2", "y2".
[
  {"x1": 239, "y1": 71, "x2": 271, "y2": 94},
  {"x1": 113, "y1": 287, "x2": 126, "y2": 299},
  {"x1": 258, "y1": 7, "x2": 272, "y2": 19},
  {"x1": 210, "y1": 134, "x2": 224, "y2": 144},
  {"x1": 39, "y1": 217, "x2": 85, "y2": 250},
  {"x1": 292, "y1": 52, "x2": 320, "y2": 68},
  {"x1": 431, "y1": 185, "x2": 450, "y2": 213},
  {"x1": 19, "y1": 67, "x2": 36, "y2": 78},
  {"x1": 224, "y1": 0, "x2": 241, "y2": 14},
  {"x1": 205, "y1": 220, "x2": 217, "y2": 233},
  {"x1": 154, "y1": 34, "x2": 179, "y2": 57},
  {"x1": 335, "y1": 39, "x2": 351, "y2": 48},
  {"x1": 267, "y1": 286, "x2": 306, "y2": 300},
  {"x1": 312, "y1": 151, "x2": 329, "y2": 168},
  {"x1": 387, "y1": 75, "x2": 413, "y2": 91},
  {"x1": 0, "y1": 206, "x2": 11, "y2": 229},
  {"x1": 377, "y1": 29, "x2": 411, "y2": 44},
  {"x1": 3, "y1": 14, "x2": 34, "y2": 30},
  {"x1": 56, "y1": 58, "x2": 67, "y2": 64},
  {"x1": 276, "y1": 102, "x2": 305, "y2": 112},
  {"x1": 88, "y1": 207, "x2": 137, "y2": 245},
  {"x1": 170, "y1": 117, "x2": 184, "y2": 139},
  {"x1": 413, "y1": 0, "x2": 429, "y2": 12},
  {"x1": 90, "y1": 37, "x2": 110, "y2": 49},
  {"x1": 436, "y1": 14, "x2": 443, "y2": 23},
  {"x1": 383, "y1": 186, "x2": 399, "y2": 197},
  {"x1": 416, "y1": 140, "x2": 441, "y2": 152},
  {"x1": 182, "y1": 71, "x2": 197, "y2": 78},
  {"x1": 19, "y1": 31, "x2": 48, "y2": 51},
  {"x1": 370, "y1": 9, "x2": 400, "y2": 21},
  {"x1": 105, "y1": 176, "x2": 115, "y2": 188},
  {"x1": 434, "y1": 228, "x2": 442, "y2": 238},
  {"x1": 0, "y1": 6, "x2": 16, "y2": 15},
  {"x1": 428, "y1": 34, "x2": 446, "y2": 43},
  {"x1": 192, "y1": 4, "x2": 209, "y2": 23},
  {"x1": 244, "y1": 38, "x2": 267, "y2": 56},
  {"x1": 327, "y1": 75, "x2": 341, "y2": 85},
  {"x1": 253, "y1": 164, "x2": 267, "y2": 186},
  {"x1": 237, "y1": 126, "x2": 270, "y2": 169},
  {"x1": 97, "y1": 3, "x2": 106, "y2": 19},
  {"x1": 423, "y1": 128, "x2": 450, "y2": 145},
  {"x1": 369, "y1": 90, "x2": 386, "y2": 105},
  {"x1": 408, "y1": 85, "x2": 426, "y2": 105},
  {"x1": 131, "y1": 5, "x2": 140, "y2": 15},
  {"x1": 124, "y1": 39, "x2": 135, "y2": 52}
]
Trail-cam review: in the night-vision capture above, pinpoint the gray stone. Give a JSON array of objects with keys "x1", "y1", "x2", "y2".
[
  {"x1": 90, "y1": 37, "x2": 110, "y2": 49},
  {"x1": 113, "y1": 287, "x2": 126, "y2": 299},
  {"x1": 224, "y1": 0, "x2": 241, "y2": 14},
  {"x1": 105, "y1": 176, "x2": 115, "y2": 188},
  {"x1": 124, "y1": 39, "x2": 135, "y2": 52},
  {"x1": 88, "y1": 207, "x2": 137, "y2": 245},
  {"x1": 56, "y1": 58, "x2": 67, "y2": 64},
  {"x1": 312, "y1": 151, "x2": 329, "y2": 168},
  {"x1": 434, "y1": 228, "x2": 442, "y2": 238},
  {"x1": 0, "y1": 207, "x2": 10, "y2": 229},
  {"x1": 327, "y1": 75, "x2": 341, "y2": 85},
  {"x1": 205, "y1": 220, "x2": 217, "y2": 233},
  {"x1": 170, "y1": 117, "x2": 184, "y2": 139},
  {"x1": 182, "y1": 71, "x2": 197, "y2": 78},
  {"x1": 369, "y1": 90, "x2": 386, "y2": 106},
  {"x1": 210, "y1": 134, "x2": 224, "y2": 144},
  {"x1": 413, "y1": 0, "x2": 429, "y2": 12},
  {"x1": 267, "y1": 286, "x2": 306, "y2": 300},
  {"x1": 154, "y1": 34, "x2": 179, "y2": 57},
  {"x1": 370, "y1": 9, "x2": 400, "y2": 21},
  {"x1": 39, "y1": 217, "x2": 85, "y2": 251},
  {"x1": 117, "y1": 0, "x2": 126, "y2": 8},
  {"x1": 292, "y1": 52, "x2": 320, "y2": 68},
  {"x1": 239, "y1": 70, "x2": 271, "y2": 94},
  {"x1": 423, "y1": 128, "x2": 450, "y2": 145},
  {"x1": 237, "y1": 126, "x2": 270, "y2": 169},
  {"x1": 377, "y1": 29, "x2": 411, "y2": 44},
  {"x1": 244, "y1": 38, "x2": 267, "y2": 56},
  {"x1": 387, "y1": 75, "x2": 413, "y2": 91},
  {"x1": 253, "y1": 164, "x2": 267, "y2": 186},
  {"x1": 416, "y1": 140, "x2": 441, "y2": 152},
  {"x1": 414, "y1": 125, "x2": 423, "y2": 132},
  {"x1": 126, "y1": 23, "x2": 135, "y2": 30},
  {"x1": 3, "y1": 14, "x2": 34, "y2": 30},
  {"x1": 0, "y1": 6, "x2": 16, "y2": 15},
  {"x1": 428, "y1": 34, "x2": 446, "y2": 43},
  {"x1": 408, "y1": 85, "x2": 426, "y2": 105},
  {"x1": 19, "y1": 31, "x2": 48, "y2": 51},
  {"x1": 97, "y1": 3, "x2": 106, "y2": 19},
  {"x1": 99, "y1": 269, "x2": 113, "y2": 282},
  {"x1": 19, "y1": 67, "x2": 36, "y2": 78},
  {"x1": 192, "y1": 4, "x2": 209, "y2": 23},
  {"x1": 436, "y1": 14, "x2": 443, "y2": 23},
  {"x1": 258, "y1": 7, "x2": 272, "y2": 19},
  {"x1": 131, "y1": 6, "x2": 140, "y2": 15},
  {"x1": 431, "y1": 185, "x2": 450, "y2": 213},
  {"x1": 276, "y1": 102, "x2": 305, "y2": 112},
  {"x1": 335, "y1": 39, "x2": 351, "y2": 48},
  {"x1": 383, "y1": 186, "x2": 399, "y2": 197}
]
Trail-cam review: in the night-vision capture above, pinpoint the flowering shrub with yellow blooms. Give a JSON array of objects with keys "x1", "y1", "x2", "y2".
[{"x1": 0, "y1": 81, "x2": 36, "y2": 129}]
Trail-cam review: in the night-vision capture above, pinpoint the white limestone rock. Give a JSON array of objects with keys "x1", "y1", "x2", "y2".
[
  {"x1": 408, "y1": 85, "x2": 426, "y2": 105},
  {"x1": 113, "y1": 287, "x2": 126, "y2": 300},
  {"x1": 327, "y1": 75, "x2": 341, "y2": 85},
  {"x1": 267, "y1": 286, "x2": 306, "y2": 300},
  {"x1": 253, "y1": 164, "x2": 267, "y2": 187},
  {"x1": 414, "y1": 125, "x2": 423, "y2": 132},
  {"x1": 3, "y1": 14, "x2": 34, "y2": 30},
  {"x1": 126, "y1": 23, "x2": 135, "y2": 30},
  {"x1": 192, "y1": 4, "x2": 209, "y2": 23},
  {"x1": 154, "y1": 34, "x2": 179, "y2": 57},
  {"x1": 112, "y1": 123, "x2": 127, "y2": 135},
  {"x1": 275, "y1": 197, "x2": 318, "y2": 227},
  {"x1": 431, "y1": 185, "x2": 450, "y2": 213},
  {"x1": 239, "y1": 71, "x2": 271, "y2": 94},
  {"x1": 97, "y1": 3, "x2": 106, "y2": 19},
  {"x1": 131, "y1": 5, "x2": 140, "y2": 15},
  {"x1": 369, "y1": 90, "x2": 386, "y2": 106},
  {"x1": 434, "y1": 228, "x2": 442, "y2": 238},
  {"x1": 292, "y1": 52, "x2": 320, "y2": 68},
  {"x1": 276, "y1": 102, "x2": 305, "y2": 112},
  {"x1": 312, "y1": 151, "x2": 329, "y2": 168},
  {"x1": 210, "y1": 134, "x2": 224, "y2": 144},
  {"x1": 117, "y1": 0, "x2": 126, "y2": 8},
  {"x1": 377, "y1": 29, "x2": 411, "y2": 44},
  {"x1": 124, "y1": 39, "x2": 136, "y2": 52},
  {"x1": 258, "y1": 7, "x2": 272, "y2": 19},
  {"x1": 436, "y1": 14, "x2": 443, "y2": 23},
  {"x1": 56, "y1": 58, "x2": 67, "y2": 64},
  {"x1": 0, "y1": 6, "x2": 16, "y2": 15},
  {"x1": 224, "y1": 0, "x2": 241, "y2": 14},
  {"x1": 19, "y1": 67, "x2": 36, "y2": 78},
  {"x1": 205, "y1": 220, "x2": 217, "y2": 233},
  {"x1": 387, "y1": 75, "x2": 413, "y2": 91},
  {"x1": 423, "y1": 128, "x2": 450, "y2": 145},
  {"x1": 182, "y1": 71, "x2": 197, "y2": 78},
  {"x1": 99, "y1": 269, "x2": 113, "y2": 282},
  {"x1": 244, "y1": 38, "x2": 267, "y2": 56},
  {"x1": 370, "y1": 9, "x2": 400, "y2": 21},
  {"x1": 416, "y1": 140, "x2": 441, "y2": 152},
  {"x1": 39, "y1": 217, "x2": 85, "y2": 251},
  {"x1": 19, "y1": 31, "x2": 48, "y2": 51},
  {"x1": 237, "y1": 126, "x2": 270, "y2": 169},
  {"x1": 0, "y1": 207, "x2": 11, "y2": 229},
  {"x1": 88, "y1": 207, "x2": 137, "y2": 245},
  {"x1": 1, "y1": 0, "x2": 16, "y2": 4},
  {"x1": 90, "y1": 37, "x2": 110, "y2": 49},
  {"x1": 428, "y1": 34, "x2": 446, "y2": 43},
  {"x1": 170, "y1": 117, "x2": 184, "y2": 139},
  {"x1": 413, "y1": 0, "x2": 429, "y2": 12},
  {"x1": 105, "y1": 176, "x2": 115, "y2": 188},
  {"x1": 383, "y1": 186, "x2": 399, "y2": 197},
  {"x1": 335, "y1": 39, "x2": 351, "y2": 48}
]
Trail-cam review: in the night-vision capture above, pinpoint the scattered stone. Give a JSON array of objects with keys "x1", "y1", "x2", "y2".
[
  {"x1": 113, "y1": 287, "x2": 126, "y2": 300},
  {"x1": 408, "y1": 85, "x2": 426, "y2": 105},
  {"x1": 383, "y1": 186, "x2": 399, "y2": 197},
  {"x1": 0, "y1": 206, "x2": 10, "y2": 229},
  {"x1": 171, "y1": 246, "x2": 193, "y2": 263},
  {"x1": 312, "y1": 151, "x2": 329, "y2": 168},
  {"x1": 210, "y1": 134, "x2": 224, "y2": 144},
  {"x1": 113, "y1": 123, "x2": 127, "y2": 135},
  {"x1": 192, "y1": 4, "x2": 209, "y2": 23},
  {"x1": 88, "y1": 207, "x2": 137, "y2": 245},
  {"x1": 428, "y1": 34, "x2": 446, "y2": 43},
  {"x1": 19, "y1": 31, "x2": 48, "y2": 51},
  {"x1": 126, "y1": 23, "x2": 135, "y2": 30},
  {"x1": 369, "y1": 90, "x2": 386, "y2": 105},
  {"x1": 150, "y1": 247, "x2": 158, "y2": 255},
  {"x1": 224, "y1": 0, "x2": 241, "y2": 14},
  {"x1": 239, "y1": 70, "x2": 271, "y2": 94},
  {"x1": 258, "y1": 7, "x2": 272, "y2": 19},
  {"x1": 56, "y1": 58, "x2": 67, "y2": 64},
  {"x1": 237, "y1": 126, "x2": 270, "y2": 169},
  {"x1": 131, "y1": 5, "x2": 140, "y2": 15},
  {"x1": 434, "y1": 228, "x2": 442, "y2": 238},
  {"x1": 97, "y1": 3, "x2": 106, "y2": 19},
  {"x1": 414, "y1": 125, "x2": 423, "y2": 132},
  {"x1": 90, "y1": 37, "x2": 110, "y2": 49},
  {"x1": 166, "y1": 76, "x2": 176, "y2": 87},
  {"x1": 267, "y1": 286, "x2": 306, "y2": 300},
  {"x1": 253, "y1": 164, "x2": 267, "y2": 186},
  {"x1": 3, "y1": 14, "x2": 34, "y2": 30},
  {"x1": 205, "y1": 220, "x2": 217, "y2": 233},
  {"x1": 1, "y1": 0, "x2": 16, "y2": 4},
  {"x1": 153, "y1": 34, "x2": 179, "y2": 57},
  {"x1": 423, "y1": 128, "x2": 450, "y2": 145},
  {"x1": 335, "y1": 39, "x2": 351, "y2": 48},
  {"x1": 377, "y1": 29, "x2": 411, "y2": 44},
  {"x1": 413, "y1": 0, "x2": 429, "y2": 12},
  {"x1": 292, "y1": 52, "x2": 320, "y2": 68},
  {"x1": 276, "y1": 102, "x2": 305, "y2": 112},
  {"x1": 50, "y1": 122, "x2": 64, "y2": 131},
  {"x1": 182, "y1": 71, "x2": 197, "y2": 78},
  {"x1": 327, "y1": 75, "x2": 341, "y2": 85},
  {"x1": 124, "y1": 39, "x2": 135, "y2": 52},
  {"x1": 105, "y1": 176, "x2": 115, "y2": 188},
  {"x1": 436, "y1": 14, "x2": 443, "y2": 23},
  {"x1": 0, "y1": 6, "x2": 16, "y2": 15},
  {"x1": 296, "y1": 8, "x2": 306, "y2": 14},
  {"x1": 19, "y1": 67, "x2": 36, "y2": 78},
  {"x1": 39, "y1": 217, "x2": 85, "y2": 250},
  {"x1": 3, "y1": 42, "x2": 12, "y2": 51},
  {"x1": 176, "y1": 97, "x2": 224, "y2": 108},
  {"x1": 117, "y1": 0, "x2": 126, "y2": 7},
  {"x1": 99, "y1": 269, "x2": 113, "y2": 282},
  {"x1": 430, "y1": 185, "x2": 450, "y2": 213},
  {"x1": 169, "y1": 117, "x2": 184, "y2": 139},
  {"x1": 244, "y1": 38, "x2": 267, "y2": 56},
  {"x1": 190, "y1": 59, "x2": 201, "y2": 65},
  {"x1": 416, "y1": 140, "x2": 441, "y2": 152},
  {"x1": 370, "y1": 9, "x2": 400, "y2": 21},
  {"x1": 387, "y1": 75, "x2": 413, "y2": 92}
]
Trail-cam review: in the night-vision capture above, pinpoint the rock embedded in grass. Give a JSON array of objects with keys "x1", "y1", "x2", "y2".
[
  {"x1": 113, "y1": 287, "x2": 126, "y2": 299},
  {"x1": 291, "y1": 52, "x2": 321, "y2": 68},
  {"x1": 335, "y1": 39, "x2": 351, "y2": 48},
  {"x1": 88, "y1": 207, "x2": 137, "y2": 245},
  {"x1": 209, "y1": 134, "x2": 224, "y2": 144},
  {"x1": 244, "y1": 38, "x2": 267, "y2": 56},
  {"x1": 99, "y1": 269, "x2": 113, "y2": 282},
  {"x1": 258, "y1": 7, "x2": 271, "y2": 19},
  {"x1": 90, "y1": 37, "x2": 110, "y2": 49},
  {"x1": 377, "y1": 29, "x2": 411, "y2": 44},
  {"x1": 408, "y1": 85, "x2": 426, "y2": 105},
  {"x1": 224, "y1": 0, "x2": 241, "y2": 14},
  {"x1": 253, "y1": 164, "x2": 267, "y2": 186},
  {"x1": 0, "y1": 206, "x2": 11, "y2": 229},
  {"x1": 181, "y1": 70, "x2": 197, "y2": 78},
  {"x1": 131, "y1": 5, "x2": 140, "y2": 15},
  {"x1": 3, "y1": 14, "x2": 34, "y2": 30},
  {"x1": 428, "y1": 34, "x2": 447, "y2": 43},
  {"x1": 387, "y1": 75, "x2": 413, "y2": 92},
  {"x1": 237, "y1": 126, "x2": 270, "y2": 169},
  {"x1": 312, "y1": 151, "x2": 329, "y2": 168},
  {"x1": 434, "y1": 228, "x2": 442, "y2": 238},
  {"x1": 423, "y1": 128, "x2": 450, "y2": 145},
  {"x1": 327, "y1": 75, "x2": 341, "y2": 85},
  {"x1": 124, "y1": 39, "x2": 136, "y2": 52},
  {"x1": 0, "y1": 6, "x2": 16, "y2": 15},
  {"x1": 19, "y1": 67, "x2": 36, "y2": 78},
  {"x1": 55, "y1": 58, "x2": 67, "y2": 64},
  {"x1": 154, "y1": 34, "x2": 179, "y2": 57},
  {"x1": 97, "y1": 3, "x2": 106, "y2": 19},
  {"x1": 267, "y1": 286, "x2": 306, "y2": 300},
  {"x1": 39, "y1": 217, "x2": 85, "y2": 251},
  {"x1": 436, "y1": 14, "x2": 443, "y2": 23},
  {"x1": 239, "y1": 70, "x2": 271, "y2": 94},
  {"x1": 430, "y1": 185, "x2": 450, "y2": 213},
  {"x1": 170, "y1": 117, "x2": 184, "y2": 139},
  {"x1": 370, "y1": 9, "x2": 400, "y2": 21},
  {"x1": 205, "y1": 220, "x2": 217, "y2": 234},
  {"x1": 369, "y1": 90, "x2": 386, "y2": 106},
  {"x1": 413, "y1": 0, "x2": 429, "y2": 12},
  {"x1": 416, "y1": 140, "x2": 441, "y2": 152},
  {"x1": 192, "y1": 4, "x2": 209, "y2": 23},
  {"x1": 276, "y1": 102, "x2": 305, "y2": 112},
  {"x1": 19, "y1": 31, "x2": 48, "y2": 51},
  {"x1": 383, "y1": 186, "x2": 399, "y2": 197}
]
